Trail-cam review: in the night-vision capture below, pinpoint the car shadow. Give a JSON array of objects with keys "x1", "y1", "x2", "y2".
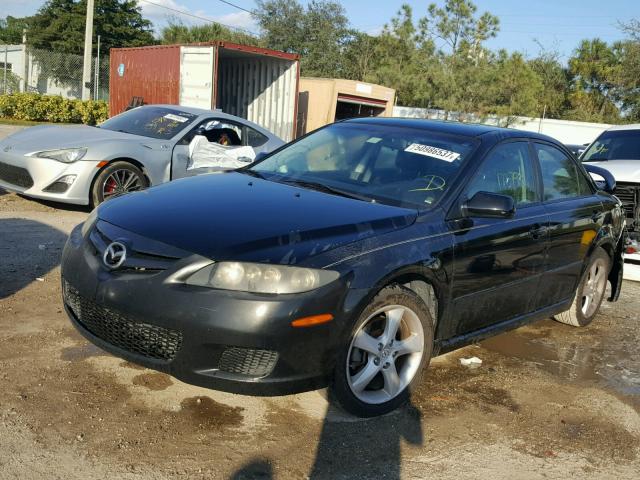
[
  {"x1": 0, "y1": 218, "x2": 68, "y2": 299},
  {"x1": 230, "y1": 395, "x2": 423, "y2": 479}
]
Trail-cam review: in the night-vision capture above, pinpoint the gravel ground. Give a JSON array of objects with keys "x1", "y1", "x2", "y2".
[{"x1": 0, "y1": 124, "x2": 639, "y2": 479}]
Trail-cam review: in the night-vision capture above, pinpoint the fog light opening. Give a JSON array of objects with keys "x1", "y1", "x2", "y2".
[
  {"x1": 291, "y1": 313, "x2": 334, "y2": 328},
  {"x1": 43, "y1": 175, "x2": 77, "y2": 193}
]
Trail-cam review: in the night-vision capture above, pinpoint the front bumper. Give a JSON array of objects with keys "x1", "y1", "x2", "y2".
[
  {"x1": 61, "y1": 222, "x2": 353, "y2": 396},
  {"x1": 0, "y1": 149, "x2": 100, "y2": 205}
]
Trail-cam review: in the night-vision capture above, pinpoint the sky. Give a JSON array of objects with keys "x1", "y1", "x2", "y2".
[{"x1": 3, "y1": 0, "x2": 640, "y2": 61}]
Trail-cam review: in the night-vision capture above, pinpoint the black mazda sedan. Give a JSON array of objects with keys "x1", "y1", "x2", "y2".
[{"x1": 61, "y1": 118, "x2": 626, "y2": 417}]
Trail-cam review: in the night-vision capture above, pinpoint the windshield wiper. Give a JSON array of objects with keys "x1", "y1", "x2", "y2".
[
  {"x1": 237, "y1": 169, "x2": 265, "y2": 179},
  {"x1": 280, "y1": 179, "x2": 373, "y2": 202}
]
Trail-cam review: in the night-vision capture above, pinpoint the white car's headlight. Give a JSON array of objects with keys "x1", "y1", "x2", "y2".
[
  {"x1": 28, "y1": 147, "x2": 87, "y2": 163},
  {"x1": 186, "y1": 262, "x2": 339, "y2": 294}
]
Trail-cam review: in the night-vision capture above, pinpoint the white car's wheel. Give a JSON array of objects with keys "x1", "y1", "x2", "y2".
[
  {"x1": 91, "y1": 161, "x2": 148, "y2": 206},
  {"x1": 554, "y1": 248, "x2": 610, "y2": 327}
]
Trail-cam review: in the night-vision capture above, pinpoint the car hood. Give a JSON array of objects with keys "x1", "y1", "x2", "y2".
[
  {"x1": 98, "y1": 172, "x2": 418, "y2": 264},
  {"x1": 0, "y1": 125, "x2": 151, "y2": 154},
  {"x1": 585, "y1": 160, "x2": 640, "y2": 183}
]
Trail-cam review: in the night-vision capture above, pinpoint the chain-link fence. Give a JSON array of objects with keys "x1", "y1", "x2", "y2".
[{"x1": 1, "y1": 44, "x2": 109, "y2": 101}]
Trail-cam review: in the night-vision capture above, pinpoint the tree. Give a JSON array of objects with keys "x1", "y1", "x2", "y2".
[
  {"x1": 253, "y1": 0, "x2": 351, "y2": 77},
  {"x1": 0, "y1": 16, "x2": 28, "y2": 44},
  {"x1": 528, "y1": 49, "x2": 569, "y2": 119},
  {"x1": 159, "y1": 18, "x2": 261, "y2": 46},
  {"x1": 485, "y1": 51, "x2": 543, "y2": 123},
  {"x1": 567, "y1": 39, "x2": 621, "y2": 123},
  {"x1": 419, "y1": 0, "x2": 499, "y2": 56},
  {"x1": 25, "y1": 0, "x2": 155, "y2": 54}
]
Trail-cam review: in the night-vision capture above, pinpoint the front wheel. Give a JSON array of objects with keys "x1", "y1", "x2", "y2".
[
  {"x1": 330, "y1": 285, "x2": 434, "y2": 417},
  {"x1": 553, "y1": 248, "x2": 611, "y2": 327},
  {"x1": 91, "y1": 161, "x2": 149, "y2": 206}
]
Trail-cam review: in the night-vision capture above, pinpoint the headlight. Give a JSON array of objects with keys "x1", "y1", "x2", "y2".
[
  {"x1": 186, "y1": 262, "x2": 339, "y2": 294},
  {"x1": 28, "y1": 147, "x2": 87, "y2": 163},
  {"x1": 81, "y1": 207, "x2": 99, "y2": 237}
]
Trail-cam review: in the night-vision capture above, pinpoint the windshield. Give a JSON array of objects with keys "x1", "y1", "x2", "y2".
[
  {"x1": 100, "y1": 106, "x2": 198, "y2": 140},
  {"x1": 250, "y1": 123, "x2": 477, "y2": 209},
  {"x1": 582, "y1": 130, "x2": 640, "y2": 162}
]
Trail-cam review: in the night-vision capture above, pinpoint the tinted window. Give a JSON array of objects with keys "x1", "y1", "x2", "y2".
[
  {"x1": 466, "y1": 142, "x2": 538, "y2": 207},
  {"x1": 535, "y1": 143, "x2": 591, "y2": 201},
  {"x1": 251, "y1": 123, "x2": 477, "y2": 209},
  {"x1": 582, "y1": 130, "x2": 640, "y2": 161},
  {"x1": 100, "y1": 106, "x2": 197, "y2": 140}
]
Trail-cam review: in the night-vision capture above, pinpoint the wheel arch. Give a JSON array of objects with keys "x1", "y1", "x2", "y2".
[{"x1": 88, "y1": 157, "x2": 151, "y2": 205}]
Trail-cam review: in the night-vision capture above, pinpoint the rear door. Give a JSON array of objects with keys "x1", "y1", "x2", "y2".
[
  {"x1": 532, "y1": 141, "x2": 603, "y2": 306},
  {"x1": 450, "y1": 140, "x2": 548, "y2": 335},
  {"x1": 179, "y1": 46, "x2": 215, "y2": 109}
]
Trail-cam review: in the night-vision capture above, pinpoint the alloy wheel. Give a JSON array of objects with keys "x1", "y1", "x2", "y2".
[
  {"x1": 102, "y1": 169, "x2": 144, "y2": 199},
  {"x1": 580, "y1": 257, "x2": 607, "y2": 318},
  {"x1": 346, "y1": 304, "x2": 424, "y2": 404}
]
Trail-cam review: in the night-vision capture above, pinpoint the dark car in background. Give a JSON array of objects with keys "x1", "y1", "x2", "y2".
[{"x1": 61, "y1": 119, "x2": 626, "y2": 417}]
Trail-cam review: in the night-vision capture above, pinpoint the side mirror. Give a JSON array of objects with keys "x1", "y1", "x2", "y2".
[
  {"x1": 463, "y1": 191, "x2": 516, "y2": 219},
  {"x1": 583, "y1": 164, "x2": 616, "y2": 193},
  {"x1": 253, "y1": 151, "x2": 269, "y2": 163}
]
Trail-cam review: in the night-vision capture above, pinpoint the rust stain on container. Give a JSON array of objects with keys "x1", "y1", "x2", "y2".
[{"x1": 109, "y1": 45, "x2": 181, "y2": 116}]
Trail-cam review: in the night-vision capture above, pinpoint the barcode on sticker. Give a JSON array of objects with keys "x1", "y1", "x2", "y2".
[{"x1": 405, "y1": 143, "x2": 460, "y2": 162}]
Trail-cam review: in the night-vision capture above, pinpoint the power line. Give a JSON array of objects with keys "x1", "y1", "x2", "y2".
[
  {"x1": 215, "y1": 0, "x2": 253, "y2": 14},
  {"x1": 138, "y1": 0, "x2": 257, "y2": 35}
]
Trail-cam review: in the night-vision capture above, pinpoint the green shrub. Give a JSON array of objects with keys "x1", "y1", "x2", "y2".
[{"x1": 0, "y1": 93, "x2": 108, "y2": 125}]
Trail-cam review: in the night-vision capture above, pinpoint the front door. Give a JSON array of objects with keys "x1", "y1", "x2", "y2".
[
  {"x1": 532, "y1": 142, "x2": 604, "y2": 306},
  {"x1": 450, "y1": 140, "x2": 548, "y2": 335}
]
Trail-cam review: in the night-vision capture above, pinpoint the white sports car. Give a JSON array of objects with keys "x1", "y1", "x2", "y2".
[{"x1": 0, "y1": 105, "x2": 284, "y2": 206}]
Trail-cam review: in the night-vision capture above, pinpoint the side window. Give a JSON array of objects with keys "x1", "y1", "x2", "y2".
[
  {"x1": 535, "y1": 143, "x2": 592, "y2": 201},
  {"x1": 466, "y1": 141, "x2": 538, "y2": 207},
  {"x1": 180, "y1": 119, "x2": 243, "y2": 146},
  {"x1": 246, "y1": 127, "x2": 269, "y2": 147}
]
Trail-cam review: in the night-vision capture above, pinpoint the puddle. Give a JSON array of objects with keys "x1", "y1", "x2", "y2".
[
  {"x1": 179, "y1": 396, "x2": 244, "y2": 429},
  {"x1": 480, "y1": 328, "x2": 640, "y2": 396},
  {"x1": 132, "y1": 372, "x2": 173, "y2": 391},
  {"x1": 61, "y1": 343, "x2": 107, "y2": 361}
]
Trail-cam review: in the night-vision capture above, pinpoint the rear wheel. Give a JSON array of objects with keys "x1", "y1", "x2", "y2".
[
  {"x1": 330, "y1": 286, "x2": 434, "y2": 417},
  {"x1": 554, "y1": 248, "x2": 610, "y2": 327},
  {"x1": 91, "y1": 161, "x2": 148, "y2": 206}
]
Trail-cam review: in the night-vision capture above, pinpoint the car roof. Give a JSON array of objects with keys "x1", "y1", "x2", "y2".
[
  {"x1": 606, "y1": 123, "x2": 640, "y2": 132},
  {"x1": 146, "y1": 104, "x2": 280, "y2": 139},
  {"x1": 343, "y1": 117, "x2": 559, "y2": 143}
]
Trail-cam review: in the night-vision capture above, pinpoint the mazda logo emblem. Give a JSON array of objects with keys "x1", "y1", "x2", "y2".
[{"x1": 103, "y1": 242, "x2": 127, "y2": 269}]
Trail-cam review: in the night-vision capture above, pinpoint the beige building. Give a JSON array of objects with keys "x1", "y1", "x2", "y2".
[{"x1": 297, "y1": 78, "x2": 396, "y2": 136}]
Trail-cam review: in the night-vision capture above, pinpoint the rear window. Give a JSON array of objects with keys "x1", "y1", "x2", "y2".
[
  {"x1": 100, "y1": 106, "x2": 198, "y2": 140},
  {"x1": 582, "y1": 130, "x2": 640, "y2": 162}
]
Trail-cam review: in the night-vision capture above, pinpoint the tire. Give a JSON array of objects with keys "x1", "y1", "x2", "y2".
[
  {"x1": 330, "y1": 285, "x2": 434, "y2": 417},
  {"x1": 553, "y1": 248, "x2": 611, "y2": 327},
  {"x1": 91, "y1": 161, "x2": 149, "y2": 206}
]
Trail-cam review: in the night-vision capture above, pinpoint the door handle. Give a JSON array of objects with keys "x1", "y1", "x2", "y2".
[{"x1": 528, "y1": 225, "x2": 548, "y2": 239}]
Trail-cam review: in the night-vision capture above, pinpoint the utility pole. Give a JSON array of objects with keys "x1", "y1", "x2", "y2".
[
  {"x1": 81, "y1": 0, "x2": 95, "y2": 101},
  {"x1": 94, "y1": 35, "x2": 101, "y2": 100}
]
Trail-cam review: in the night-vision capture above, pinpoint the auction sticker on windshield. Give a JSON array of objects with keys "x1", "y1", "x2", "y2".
[
  {"x1": 164, "y1": 114, "x2": 189, "y2": 123},
  {"x1": 405, "y1": 143, "x2": 461, "y2": 162}
]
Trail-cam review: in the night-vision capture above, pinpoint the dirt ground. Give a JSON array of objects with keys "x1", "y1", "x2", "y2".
[{"x1": 1, "y1": 126, "x2": 639, "y2": 479}]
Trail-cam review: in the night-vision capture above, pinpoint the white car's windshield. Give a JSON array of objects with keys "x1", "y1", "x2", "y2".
[
  {"x1": 100, "y1": 106, "x2": 198, "y2": 140},
  {"x1": 250, "y1": 123, "x2": 477, "y2": 209},
  {"x1": 582, "y1": 130, "x2": 640, "y2": 162}
]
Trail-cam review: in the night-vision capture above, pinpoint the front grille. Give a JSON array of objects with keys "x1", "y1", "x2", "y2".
[
  {"x1": 218, "y1": 347, "x2": 278, "y2": 377},
  {"x1": 63, "y1": 281, "x2": 182, "y2": 361},
  {"x1": 0, "y1": 161, "x2": 33, "y2": 188},
  {"x1": 614, "y1": 183, "x2": 639, "y2": 223}
]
